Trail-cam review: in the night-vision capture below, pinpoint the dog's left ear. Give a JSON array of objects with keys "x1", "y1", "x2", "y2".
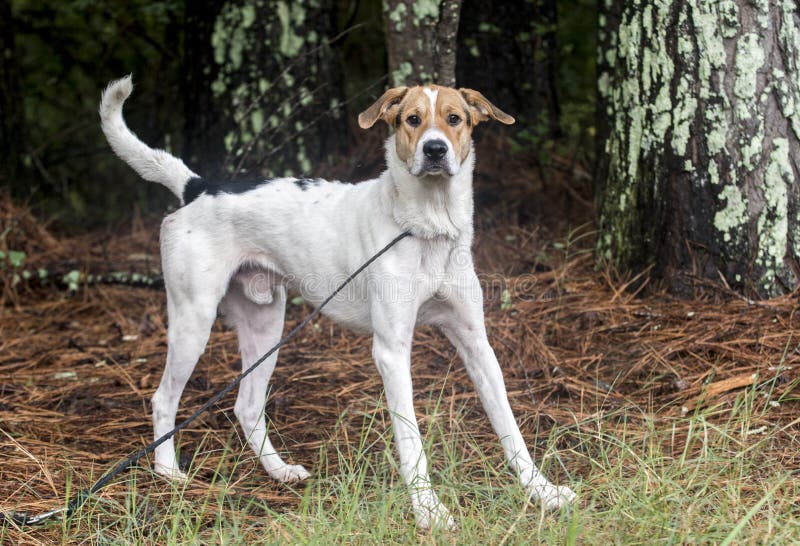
[
  {"x1": 459, "y1": 89, "x2": 515, "y2": 125},
  {"x1": 358, "y1": 86, "x2": 409, "y2": 129}
]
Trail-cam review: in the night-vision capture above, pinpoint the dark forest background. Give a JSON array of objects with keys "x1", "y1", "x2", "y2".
[{"x1": 0, "y1": 0, "x2": 596, "y2": 230}]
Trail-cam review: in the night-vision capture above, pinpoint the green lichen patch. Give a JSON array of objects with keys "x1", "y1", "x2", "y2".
[
  {"x1": 276, "y1": 1, "x2": 305, "y2": 58},
  {"x1": 718, "y1": 0, "x2": 739, "y2": 38},
  {"x1": 775, "y1": 3, "x2": 800, "y2": 141},
  {"x1": 392, "y1": 61, "x2": 413, "y2": 87},
  {"x1": 387, "y1": 2, "x2": 407, "y2": 32},
  {"x1": 412, "y1": 0, "x2": 440, "y2": 22},
  {"x1": 733, "y1": 33, "x2": 764, "y2": 102},
  {"x1": 713, "y1": 184, "x2": 748, "y2": 243},
  {"x1": 756, "y1": 138, "x2": 792, "y2": 292}
]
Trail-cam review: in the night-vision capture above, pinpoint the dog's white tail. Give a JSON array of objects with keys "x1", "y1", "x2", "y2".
[{"x1": 99, "y1": 75, "x2": 199, "y2": 203}]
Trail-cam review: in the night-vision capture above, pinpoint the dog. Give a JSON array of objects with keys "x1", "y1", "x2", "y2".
[{"x1": 99, "y1": 76, "x2": 575, "y2": 529}]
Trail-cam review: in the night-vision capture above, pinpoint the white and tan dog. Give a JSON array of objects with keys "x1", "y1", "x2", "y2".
[{"x1": 99, "y1": 76, "x2": 575, "y2": 529}]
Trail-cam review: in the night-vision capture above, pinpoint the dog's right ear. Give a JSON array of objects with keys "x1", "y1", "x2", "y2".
[{"x1": 358, "y1": 87, "x2": 408, "y2": 129}]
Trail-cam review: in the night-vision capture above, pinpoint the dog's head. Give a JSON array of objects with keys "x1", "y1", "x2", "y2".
[{"x1": 358, "y1": 85, "x2": 514, "y2": 178}]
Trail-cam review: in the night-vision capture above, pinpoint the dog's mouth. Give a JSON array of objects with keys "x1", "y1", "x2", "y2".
[
  {"x1": 414, "y1": 162, "x2": 454, "y2": 178},
  {"x1": 423, "y1": 164, "x2": 445, "y2": 175}
]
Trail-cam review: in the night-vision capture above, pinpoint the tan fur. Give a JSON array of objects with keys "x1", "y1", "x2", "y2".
[{"x1": 359, "y1": 85, "x2": 514, "y2": 167}]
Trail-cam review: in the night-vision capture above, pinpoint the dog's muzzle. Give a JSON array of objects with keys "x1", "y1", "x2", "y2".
[{"x1": 419, "y1": 139, "x2": 451, "y2": 176}]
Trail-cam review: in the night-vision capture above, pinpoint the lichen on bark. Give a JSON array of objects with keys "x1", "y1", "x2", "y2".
[
  {"x1": 383, "y1": 0, "x2": 461, "y2": 87},
  {"x1": 207, "y1": 0, "x2": 344, "y2": 178},
  {"x1": 597, "y1": 0, "x2": 800, "y2": 297}
]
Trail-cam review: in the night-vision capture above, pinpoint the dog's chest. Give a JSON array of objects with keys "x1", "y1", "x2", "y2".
[
  {"x1": 420, "y1": 238, "x2": 452, "y2": 274},
  {"x1": 310, "y1": 238, "x2": 461, "y2": 332},
  {"x1": 412, "y1": 238, "x2": 461, "y2": 300}
]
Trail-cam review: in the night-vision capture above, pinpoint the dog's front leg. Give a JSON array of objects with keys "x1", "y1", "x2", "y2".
[
  {"x1": 436, "y1": 272, "x2": 576, "y2": 509},
  {"x1": 371, "y1": 305, "x2": 456, "y2": 530}
]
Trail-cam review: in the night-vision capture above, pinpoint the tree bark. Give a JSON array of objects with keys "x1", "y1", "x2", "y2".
[
  {"x1": 596, "y1": 1, "x2": 800, "y2": 298},
  {"x1": 183, "y1": 0, "x2": 346, "y2": 180},
  {"x1": 0, "y1": 0, "x2": 25, "y2": 188},
  {"x1": 182, "y1": 0, "x2": 226, "y2": 179},
  {"x1": 456, "y1": 0, "x2": 560, "y2": 137},
  {"x1": 383, "y1": 0, "x2": 461, "y2": 87}
]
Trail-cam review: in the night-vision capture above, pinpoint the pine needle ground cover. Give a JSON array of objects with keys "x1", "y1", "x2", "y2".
[{"x1": 1, "y1": 196, "x2": 798, "y2": 544}]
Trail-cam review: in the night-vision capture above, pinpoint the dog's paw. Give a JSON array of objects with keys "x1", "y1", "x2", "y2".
[
  {"x1": 154, "y1": 463, "x2": 188, "y2": 482},
  {"x1": 268, "y1": 464, "x2": 311, "y2": 483},
  {"x1": 528, "y1": 483, "x2": 576, "y2": 510},
  {"x1": 412, "y1": 493, "x2": 457, "y2": 531}
]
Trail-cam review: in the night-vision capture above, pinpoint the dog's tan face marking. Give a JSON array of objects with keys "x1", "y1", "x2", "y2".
[
  {"x1": 358, "y1": 85, "x2": 514, "y2": 177},
  {"x1": 392, "y1": 86, "x2": 470, "y2": 167}
]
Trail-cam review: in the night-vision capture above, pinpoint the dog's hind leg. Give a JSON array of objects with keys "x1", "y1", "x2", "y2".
[
  {"x1": 151, "y1": 291, "x2": 221, "y2": 480},
  {"x1": 222, "y1": 283, "x2": 310, "y2": 483}
]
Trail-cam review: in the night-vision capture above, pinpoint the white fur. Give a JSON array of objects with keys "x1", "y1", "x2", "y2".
[
  {"x1": 100, "y1": 77, "x2": 575, "y2": 529},
  {"x1": 423, "y1": 87, "x2": 439, "y2": 122},
  {"x1": 100, "y1": 76, "x2": 199, "y2": 203}
]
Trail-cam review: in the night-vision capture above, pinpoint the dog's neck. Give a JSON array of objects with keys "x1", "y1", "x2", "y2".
[{"x1": 381, "y1": 135, "x2": 475, "y2": 241}]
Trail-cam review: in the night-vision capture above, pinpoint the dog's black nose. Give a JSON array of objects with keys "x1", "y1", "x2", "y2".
[{"x1": 423, "y1": 140, "x2": 448, "y2": 161}]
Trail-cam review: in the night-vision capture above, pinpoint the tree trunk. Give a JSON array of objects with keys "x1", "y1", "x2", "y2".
[
  {"x1": 383, "y1": 0, "x2": 461, "y2": 87},
  {"x1": 596, "y1": 1, "x2": 800, "y2": 298},
  {"x1": 456, "y1": 0, "x2": 560, "y2": 138},
  {"x1": 183, "y1": 0, "x2": 346, "y2": 180},
  {"x1": 0, "y1": 0, "x2": 25, "y2": 189},
  {"x1": 182, "y1": 0, "x2": 226, "y2": 179}
]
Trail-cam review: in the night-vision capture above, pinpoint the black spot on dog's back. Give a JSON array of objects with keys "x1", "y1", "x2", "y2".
[
  {"x1": 293, "y1": 178, "x2": 320, "y2": 191},
  {"x1": 182, "y1": 177, "x2": 274, "y2": 205},
  {"x1": 182, "y1": 177, "x2": 206, "y2": 205}
]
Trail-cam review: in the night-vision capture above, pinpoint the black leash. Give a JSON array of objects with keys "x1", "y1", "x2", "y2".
[{"x1": 1, "y1": 231, "x2": 411, "y2": 527}]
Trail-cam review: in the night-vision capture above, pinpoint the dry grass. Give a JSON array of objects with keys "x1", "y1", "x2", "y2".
[{"x1": 1, "y1": 194, "x2": 799, "y2": 543}]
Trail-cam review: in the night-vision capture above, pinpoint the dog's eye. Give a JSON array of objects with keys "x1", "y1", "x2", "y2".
[
  {"x1": 406, "y1": 115, "x2": 421, "y2": 128},
  {"x1": 447, "y1": 114, "x2": 462, "y2": 126}
]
